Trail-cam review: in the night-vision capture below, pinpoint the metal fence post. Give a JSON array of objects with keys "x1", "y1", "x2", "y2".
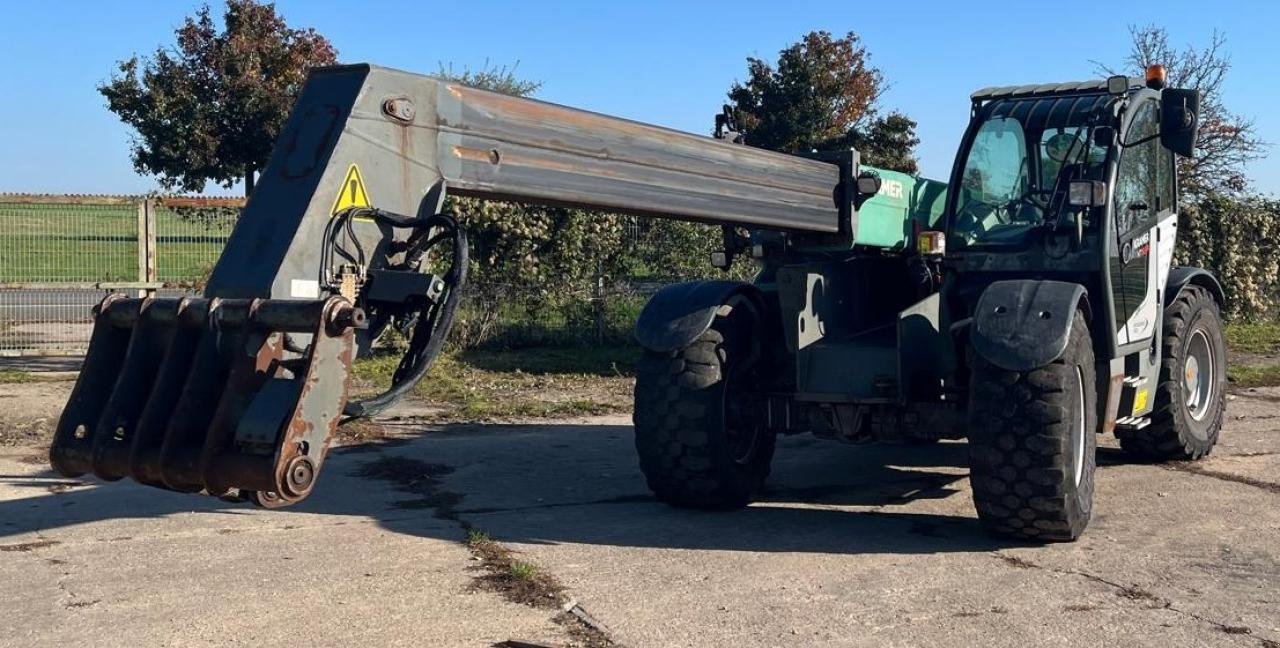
[{"x1": 136, "y1": 198, "x2": 157, "y2": 298}]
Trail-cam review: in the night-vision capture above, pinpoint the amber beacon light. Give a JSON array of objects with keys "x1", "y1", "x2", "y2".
[{"x1": 1145, "y1": 64, "x2": 1167, "y2": 90}]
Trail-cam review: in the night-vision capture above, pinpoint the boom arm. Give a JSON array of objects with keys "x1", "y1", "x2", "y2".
[{"x1": 208, "y1": 63, "x2": 845, "y2": 299}]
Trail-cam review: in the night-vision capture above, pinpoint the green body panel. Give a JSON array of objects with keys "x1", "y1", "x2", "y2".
[{"x1": 853, "y1": 166, "x2": 948, "y2": 249}]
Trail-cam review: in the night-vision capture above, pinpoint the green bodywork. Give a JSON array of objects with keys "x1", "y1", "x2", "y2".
[
  {"x1": 853, "y1": 166, "x2": 948, "y2": 249},
  {"x1": 771, "y1": 166, "x2": 952, "y2": 403}
]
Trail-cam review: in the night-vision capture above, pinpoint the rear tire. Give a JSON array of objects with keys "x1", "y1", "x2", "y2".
[
  {"x1": 967, "y1": 310, "x2": 1096, "y2": 542},
  {"x1": 633, "y1": 298, "x2": 775, "y2": 509},
  {"x1": 1119, "y1": 285, "x2": 1225, "y2": 461}
]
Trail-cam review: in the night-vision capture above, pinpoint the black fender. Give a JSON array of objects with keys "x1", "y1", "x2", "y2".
[
  {"x1": 634, "y1": 280, "x2": 764, "y2": 353},
  {"x1": 1165, "y1": 266, "x2": 1225, "y2": 307},
  {"x1": 970, "y1": 280, "x2": 1092, "y2": 372}
]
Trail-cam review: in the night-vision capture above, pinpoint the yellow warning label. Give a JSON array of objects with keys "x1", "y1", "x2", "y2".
[
  {"x1": 1133, "y1": 388, "x2": 1149, "y2": 413},
  {"x1": 331, "y1": 164, "x2": 371, "y2": 215}
]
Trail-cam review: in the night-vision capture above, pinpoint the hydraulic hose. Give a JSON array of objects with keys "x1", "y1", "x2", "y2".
[{"x1": 337, "y1": 209, "x2": 469, "y2": 419}]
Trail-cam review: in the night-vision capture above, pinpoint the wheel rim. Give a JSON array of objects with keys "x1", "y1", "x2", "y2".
[
  {"x1": 721, "y1": 298, "x2": 763, "y2": 466},
  {"x1": 722, "y1": 352, "x2": 763, "y2": 465},
  {"x1": 1184, "y1": 328, "x2": 1215, "y2": 423},
  {"x1": 1073, "y1": 366, "x2": 1086, "y2": 488}
]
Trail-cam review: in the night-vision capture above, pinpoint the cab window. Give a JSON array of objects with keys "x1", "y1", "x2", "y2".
[{"x1": 1114, "y1": 101, "x2": 1161, "y2": 234}]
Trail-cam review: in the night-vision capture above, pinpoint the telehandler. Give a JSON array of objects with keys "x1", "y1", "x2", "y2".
[{"x1": 52, "y1": 63, "x2": 1224, "y2": 540}]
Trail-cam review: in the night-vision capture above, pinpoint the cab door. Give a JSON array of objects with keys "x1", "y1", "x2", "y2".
[{"x1": 1110, "y1": 99, "x2": 1174, "y2": 347}]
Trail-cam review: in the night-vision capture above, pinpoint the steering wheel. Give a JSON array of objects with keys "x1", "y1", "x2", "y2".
[
  {"x1": 1004, "y1": 193, "x2": 1048, "y2": 223},
  {"x1": 954, "y1": 200, "x2": 1000, "y2": 242}
]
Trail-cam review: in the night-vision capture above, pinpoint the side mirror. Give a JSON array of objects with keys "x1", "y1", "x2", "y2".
[{"x1": 1160, "y1": 88, "x2": 1200, "y2": 157}]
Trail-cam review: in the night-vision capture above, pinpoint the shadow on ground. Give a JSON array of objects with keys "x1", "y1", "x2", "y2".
[{"x1": 1, "y1": 422, "x2": 1037, "y2": 556}]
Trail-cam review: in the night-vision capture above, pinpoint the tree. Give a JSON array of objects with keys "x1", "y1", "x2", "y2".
[
  {"x1": 1095, "y1": 25, "x2": 1267, "y2": 196},
  {"x1": 850, "y1": 112, "x2": 920, "y2": 175},
  {"x1": 99, "y1": 0, "x2": 337, "y2": 196},
  {"x1": 436, "y1": 61, "x2": 541, "y2": 98},
  {"x1": 725, "y1": 30, "x2": 920, "y2": 173}
]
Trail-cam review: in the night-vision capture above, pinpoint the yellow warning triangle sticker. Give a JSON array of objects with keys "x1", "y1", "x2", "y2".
[{"x1": 331, "y1": 163, "x2": 372, "y2": 215}]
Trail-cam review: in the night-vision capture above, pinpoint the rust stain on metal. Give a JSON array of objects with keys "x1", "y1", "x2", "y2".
[{"x1": 1103, "y1": 372, "x2": 1125, "y2": 434}]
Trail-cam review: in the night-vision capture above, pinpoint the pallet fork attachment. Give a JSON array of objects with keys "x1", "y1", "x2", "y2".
[{"x1": 51, "y1": 294, "x2": 364, "y2": 506}]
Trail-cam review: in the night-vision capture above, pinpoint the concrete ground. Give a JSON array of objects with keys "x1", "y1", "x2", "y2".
[{"x1": 2, "y1": 387, "x2": 1278, "y2": 647}]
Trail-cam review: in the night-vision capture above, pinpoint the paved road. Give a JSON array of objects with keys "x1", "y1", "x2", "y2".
[
  {"x1": 2, "y1": 389, "x2": 1278, "y2": 647},
  {"x1": 0, "y1": 289, "x2": 196, "y2": 323},
  {"x1": 0, "y1": 289, "x2": 191, "y2": 353},
  {"x1": 0, "y1": 289, "x2": 104, "y2": 323}
]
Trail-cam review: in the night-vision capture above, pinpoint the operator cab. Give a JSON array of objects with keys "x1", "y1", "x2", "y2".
[
  {"x1": 948, "y1": 92, "x2": 1114, "y2": 250},
  {"x1": 944, "y1": 67, "x2": 1198, "y2": 260}
]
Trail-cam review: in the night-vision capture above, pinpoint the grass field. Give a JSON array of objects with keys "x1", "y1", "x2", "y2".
[
  {"x1": 1226, "y1": 320, "x2": 1280, "y2": 387},
  {"x1": 1225, "y1": 320, "x2": 1280, "y2": 355},
  {"x1": 0, "y1": 201, "x2": 231, "y2": 283}
]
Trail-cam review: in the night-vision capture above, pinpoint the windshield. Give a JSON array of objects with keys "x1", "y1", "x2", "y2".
[{"x1": 950, "y1": 94, "x2": 1114, "y2": 249}]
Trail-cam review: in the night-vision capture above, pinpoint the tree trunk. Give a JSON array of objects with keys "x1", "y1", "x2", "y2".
[{"x1": 244, "y1": 168, "x2": 256, "y2": 198}]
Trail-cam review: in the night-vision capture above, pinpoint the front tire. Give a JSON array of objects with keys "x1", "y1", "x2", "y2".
[
  {"x1": 967, "y1": 310, "x2": 1097, "y2": 542},
  {"x1": 1119, "y1": 285, "x2": 1226, "y2": 460},
  {"x1": 633, "y1": 298, "x2": 775, "y2": 509}
]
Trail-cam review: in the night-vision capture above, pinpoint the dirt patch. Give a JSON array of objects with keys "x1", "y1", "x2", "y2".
[
  {"x1": 0, "y1": 380, "x2": 72, "y2": 447},
  {"x1": 0, "y1": 539, "x2": 60, "y2": 552},
  {"x1": 1165, "y1": 462, "x2": 1280, "y2": 494},
  {"x1": 1064, "y1": 603, "x2": 1102, "y2": 612},
  {"x1": 1114, "y1": 584, "x2": 1167, "y2": 607},
  {"x1": 995, "y1": 553, "x2": 1037, "y2": 569},
  {"x1": 952, "y1": 606, "x2": 1009, "y2": 618},
  {"x1": 466, "y1": 529, "x2": 565, "y2": 609},
  {"x1": 352, "y1": 453, "x2": 613, "y2": 646},
  {"x1": 466, "y1": 529, "x2": 614, "y2": 648},
  {"x1": 333, "y1": 418, "x2": 396, "y2": 447}
]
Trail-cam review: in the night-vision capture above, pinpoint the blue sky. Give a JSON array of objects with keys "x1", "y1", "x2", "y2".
[{"x1": 0, "y1": 0, "x2": 1275, "y2": 195}]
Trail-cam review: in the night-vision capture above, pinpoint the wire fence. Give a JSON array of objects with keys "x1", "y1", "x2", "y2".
[
  {"x1": 0, "y1": 195, "x2": 243, "y2": 356},
  {"x1": 0, "y1": 197, "x2": 142, "y2": 355},
  {"x1": 0, "y1": 195, "x2": 695, "y2": 356},
  {"x1": 154, "y1": 199, "x2": 238, "y2": 285}
]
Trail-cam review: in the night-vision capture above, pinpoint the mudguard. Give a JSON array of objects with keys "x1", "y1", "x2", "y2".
[
  {"x1": 1165, "y1": 266, "x2": 1225, "y2": 307},
  {"x1": 970, "y1": 280, "x2": 1091, "y2": 372},
  {"x1": 634, "y1": 280, "x2": 760, "y2": 353}
]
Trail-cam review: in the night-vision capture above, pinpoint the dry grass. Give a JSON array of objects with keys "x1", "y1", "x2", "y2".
[
  {"x1": 352, "y1": 346, "x2": 636, "y2": 422},
  {"x1": 1229, "y1": 363, "x2": 1280, "y2": 388},
  {"x1": 0, "y1": 370, "x2": 34, "y2": 384}
]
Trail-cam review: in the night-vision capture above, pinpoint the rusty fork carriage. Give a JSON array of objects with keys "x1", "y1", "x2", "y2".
[{"x1": 50, "y1": 294, "x2": 365, "y2": 507}]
